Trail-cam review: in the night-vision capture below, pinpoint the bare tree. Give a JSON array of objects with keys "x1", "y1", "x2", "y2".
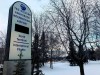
[
  {"x1": 90, "y1": 1, "x2": 100, "y2": 48},
  {"x1": 0, "y1": 31, "x2": 6, "y2": 48},
  {"x1": 47, "y1": 32, "x2": 61, "y2": 69},
  {"x1": 0, "y1": 31, "x2": 6, "y2": 64},
  {"x1": 48, "y1": 0, "x2": 93, "y2": 75},
  {"x1": 32, "y1": 13, "x2": 48, "y2": 74},
  {"x1": 32, "y1": 13, "x2": 57, "y2": 74}
]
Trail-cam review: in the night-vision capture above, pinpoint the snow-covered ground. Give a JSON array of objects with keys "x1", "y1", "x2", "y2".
[{"x1": 41, "y1": 61, "x2": 100, "y2": 75}]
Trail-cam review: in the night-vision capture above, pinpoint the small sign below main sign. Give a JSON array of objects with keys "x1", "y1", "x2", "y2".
[{"x1": 6, "y1": 1, "x2": 32, "y2": 60}]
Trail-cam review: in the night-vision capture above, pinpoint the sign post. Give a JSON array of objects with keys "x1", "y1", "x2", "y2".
[{"x1": 3, "y1": 1, "x2": 32, "y2": 75}]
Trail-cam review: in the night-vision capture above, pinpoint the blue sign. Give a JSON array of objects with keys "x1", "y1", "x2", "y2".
[{"x1": 20, "y1": 4, "x2": 26, "y2": 11}]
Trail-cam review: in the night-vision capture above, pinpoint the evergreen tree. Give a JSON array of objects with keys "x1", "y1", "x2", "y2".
[
  {"x1": 40, "y1": 31, "x2": 48, "y2": 66},
  {"x1": 13, "y1": 50, "x2": 25, "y2": 75}
]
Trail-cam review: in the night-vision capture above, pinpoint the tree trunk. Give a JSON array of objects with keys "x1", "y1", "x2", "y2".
[
  {"x1": 50, "y1": 49, "x2": 53, "y2": 69},
  {"x1": 42, "y1": 49, "x2": 45, "y2": 66},
  {"x1": 79, "y1": 63, "x2": 85, "y2": 75},
  {"x1": 50, "y1": 60, "x2": 53, "y2": 69}
]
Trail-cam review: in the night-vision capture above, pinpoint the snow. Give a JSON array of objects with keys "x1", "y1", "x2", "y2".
[
  {"x1": 0, "y1": 64, "x2": 3, "y2": 68},
  {"x1": 41, "y1": 61, "x2": 100, "y2": 75}
]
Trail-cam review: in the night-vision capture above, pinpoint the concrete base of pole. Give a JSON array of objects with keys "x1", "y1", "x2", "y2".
[{"x1": 3, "y1": 60, "x2": 31, "y2": 75}]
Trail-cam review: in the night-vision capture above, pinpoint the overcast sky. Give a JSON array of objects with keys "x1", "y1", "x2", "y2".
[{"x1": 0, "y1": 0, "x2": 50, "y2": 34}]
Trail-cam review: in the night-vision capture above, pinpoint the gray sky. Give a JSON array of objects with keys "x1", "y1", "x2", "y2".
[{"x1": 0, "y1": 0, "x2": 49, "y2": 34}]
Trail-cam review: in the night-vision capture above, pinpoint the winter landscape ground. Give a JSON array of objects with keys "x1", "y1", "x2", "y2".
[{"x1": 41, "y1": 61, "x2": 100, "y2": 75}]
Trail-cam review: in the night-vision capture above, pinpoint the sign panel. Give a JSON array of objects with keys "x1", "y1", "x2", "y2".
[{"x1": 7, "y1": 1, "x2": 32, "y2": 60}]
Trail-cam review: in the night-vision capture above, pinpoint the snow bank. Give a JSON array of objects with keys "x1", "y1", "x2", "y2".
[{"x1": 41, "y1": 61, "x2": 100, "y2": 75}]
